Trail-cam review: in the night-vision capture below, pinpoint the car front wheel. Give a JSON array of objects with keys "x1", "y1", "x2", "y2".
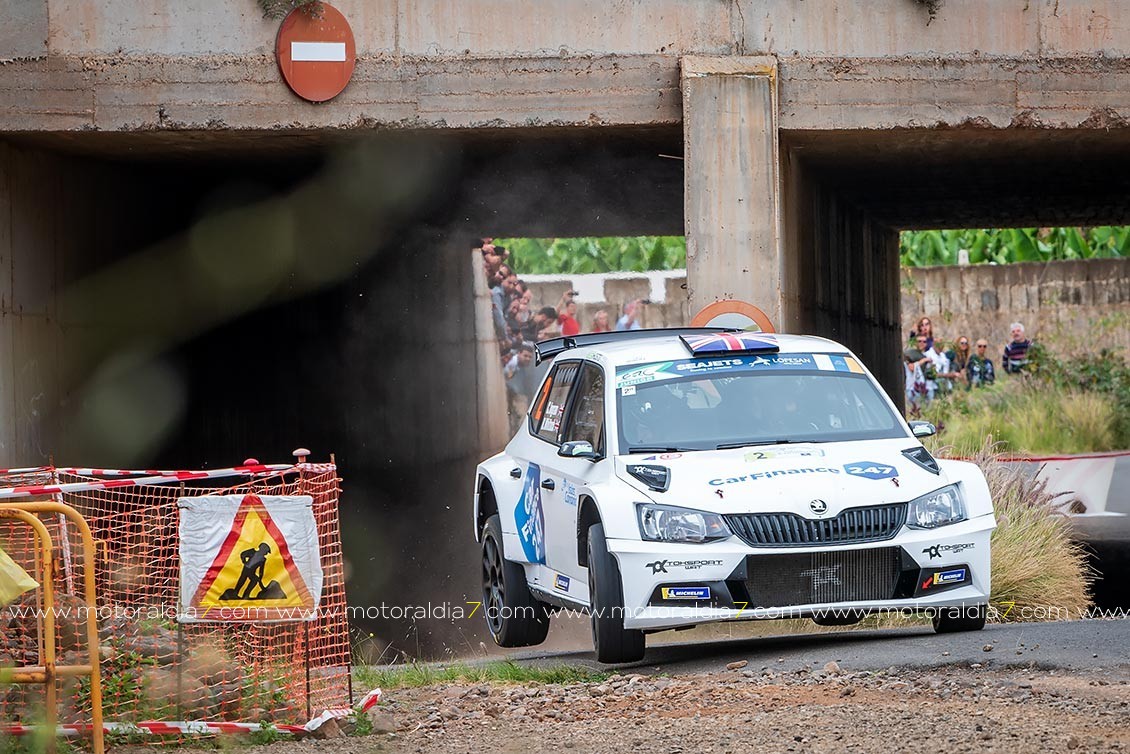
[
  {"x1": 481, "y1": 514, "x2": 550, "y2": 647},
  {"x1": 587, "y1": 522, "x2": 645, "y2": 663}
]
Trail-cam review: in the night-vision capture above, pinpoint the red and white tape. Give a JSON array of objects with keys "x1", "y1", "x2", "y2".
[
  {"x1": 0, "y1": 466, "x2": 53, "y2": 475},
  {"x1": 0, "y1": 689, "x2": 382, "y2": 738},
  {"x1": 0, "y1": 464, "x2": 293, "y2": 500}
]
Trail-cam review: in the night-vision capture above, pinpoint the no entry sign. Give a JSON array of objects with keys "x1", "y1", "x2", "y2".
[{"x1": 276, "y1": 2, "x2": 356, "y2": 103}]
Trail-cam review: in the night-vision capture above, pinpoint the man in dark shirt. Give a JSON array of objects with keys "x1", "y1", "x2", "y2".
[
  {"x1": 1002, "y1": 322, "x2": 1032, "y2": 374},
  {"x1": 967, "y1": 340, "x2": 996, "y2": 387}
]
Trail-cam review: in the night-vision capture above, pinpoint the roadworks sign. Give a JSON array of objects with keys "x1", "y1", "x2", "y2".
[{"x1": 178, "y1": 494, "x2": 322, "y2": 622}]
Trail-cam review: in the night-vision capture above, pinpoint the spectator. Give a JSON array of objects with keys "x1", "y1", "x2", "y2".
[
  {"x1": 908, "y1": 316, "x2": 935, "y2": 351},
  {"x1": 948, "y1": 336, "x2": 972, "y2": 376},
  {"x1": 967, "y1": 340, "x2": 996, "y2": 387},
  {"x1": 1002, "y1": 321, "x2": 1032, "y2": 374},
  {"x1": 903, "y1": 348, "x2": 928, "y2": 413},
  {"x1": 556, "y1": 290, "x2": 581, "y2": 336},
  {"x1": 504, "y1": 343, "x2": 540, "y2": 434},
  {"x1": 615, "y1": 299, "x2": 645, "y2": 331},
  {"x1": 524, "y1": 306, "x2": 559, "y2": 342},
  {"x1": 591, "y1": 310, "x2": 611, "y2": 333},
  {"x1": 558, "y1": 300, "x2": 581, "y2": 336},
  {"x1": 913, "y1": 335, "x2": 938, "y2": 401},
  {"x1": 928, "y1": 340, "x2": 959, "y2": 395},
  {"x1": 491, "y1": 271, "x2": 519, "y2": 338}
]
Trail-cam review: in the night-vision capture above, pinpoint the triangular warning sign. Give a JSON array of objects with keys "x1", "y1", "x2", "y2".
[{"x1": 191, "y1": 494, "x2": 314, "y2": 619}]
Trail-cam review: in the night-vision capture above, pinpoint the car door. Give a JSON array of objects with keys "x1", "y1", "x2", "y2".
[
  {"x1": 542, "y1": 361, "x2": 607, "y2": 591},
  {"x1": 513, "y1": 360, "x2": 581, "y2": 570}
]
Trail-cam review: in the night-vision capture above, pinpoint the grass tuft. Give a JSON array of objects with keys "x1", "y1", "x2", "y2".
[{"x1": 960, "y1": 439, "x2": 1093, "y2": 620}]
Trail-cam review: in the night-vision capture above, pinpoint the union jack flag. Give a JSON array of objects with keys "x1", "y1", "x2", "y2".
[{"x1": 680, "y1": 332, "x2": 779, "y2": 355}]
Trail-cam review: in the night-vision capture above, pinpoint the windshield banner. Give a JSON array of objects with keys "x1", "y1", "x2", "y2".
[{"x1": 615, "y1": 353, "x2": 863, "y2": 389}]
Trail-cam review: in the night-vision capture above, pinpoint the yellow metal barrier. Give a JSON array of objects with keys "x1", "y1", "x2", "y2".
[{"x1": 0, "y1": 502, "x2": 104, "y2": 754}]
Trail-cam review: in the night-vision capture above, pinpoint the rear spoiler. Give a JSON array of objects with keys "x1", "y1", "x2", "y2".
[{"x1": 534, "y1": 327, "x2": 738, "y2": 365}]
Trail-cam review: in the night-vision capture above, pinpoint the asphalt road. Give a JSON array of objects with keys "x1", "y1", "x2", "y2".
[{"x1": 513, "y1": 619, "x2": 1130, "y2": 674}]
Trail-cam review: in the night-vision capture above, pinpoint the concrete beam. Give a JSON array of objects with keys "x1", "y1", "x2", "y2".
[{"x1": 682, "y1": 55, "x2": 783, "y2": 327}]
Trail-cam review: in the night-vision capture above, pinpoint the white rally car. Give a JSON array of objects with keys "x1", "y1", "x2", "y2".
[{"x1": 474, "y1": 329, "x2": 995, "y2": 663}]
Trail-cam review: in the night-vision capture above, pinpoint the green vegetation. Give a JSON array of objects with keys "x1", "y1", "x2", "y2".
[
  {"x1": 920, "y1": 346, "x2": 1129, "y2": 455},
  {"x1": 497, "y1": 236, "x2": 686, "y2": 275},
  {"x1": 900, "y1": 227, "x2": 1128, "y2": 267},
  {"x1": 498, "y1": 228, "x2": 1127, "y2": 274},
  {"x1": 354, "y1": 659, "x2": 608, "y2": 690},
  {"x1": 248, "y1": 722, "x2": 285, "y2": 746}
]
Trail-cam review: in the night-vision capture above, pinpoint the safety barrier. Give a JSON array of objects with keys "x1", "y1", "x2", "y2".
[{"x1": 0, "y1": 452, "x2": 349, "y2": 737}]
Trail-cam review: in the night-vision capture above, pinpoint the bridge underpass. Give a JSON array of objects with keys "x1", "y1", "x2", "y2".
[{"x1": 4, "y1": 120, "x2": 1129, "y2": 650}]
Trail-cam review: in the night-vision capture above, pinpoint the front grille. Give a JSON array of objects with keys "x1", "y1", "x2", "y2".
[
  {"x1": 725, "y1": 503, "x2": 907, "y2": 547},
  {"x1": 740, "y1": 547, "x2": 902, "y2": 607}
]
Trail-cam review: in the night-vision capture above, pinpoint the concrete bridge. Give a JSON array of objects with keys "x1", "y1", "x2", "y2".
[{"x1": 2, "y1": 0, "x2": 1129, "y2": 651}]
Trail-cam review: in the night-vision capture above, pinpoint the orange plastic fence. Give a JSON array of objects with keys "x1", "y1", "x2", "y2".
[{"x1": 0, "y1": 463, "x2": 349, "y2": 727}]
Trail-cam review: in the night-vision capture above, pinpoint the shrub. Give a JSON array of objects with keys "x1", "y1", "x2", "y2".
[{"x1": 960, "y1": 441, "x2": 1093, "y2": 620}]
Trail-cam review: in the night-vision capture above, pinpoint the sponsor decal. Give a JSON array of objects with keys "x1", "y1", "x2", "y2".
[
  {"x1": 615, "y1": 352, "x2": 842, "y2": 389},
  {"x1": 709, "y1": 467, "x2": 841, "y2": 486},
  {"x1": 554, "y1": 574, "x2": 570, "y2": 592},
  {"x1": 800, "y1": 564, "x2": 843, "y2": 589},
  {"x1": 642, "y1": 453, "x2": 683, "y2": 461},
  {"x1": 922, "y1": 543, "x2": 974, "y2": 560},
  {"x1": 809, "y1": 499, "x2": 828, "y2": 515},
  {"x1": 562, "y1": 480, "x2": 578, "y2": 507},
  {"x1": 675, "y1": 358, "x2": 746, "y2": 372},
  {"x1": 514, "y1": 463, "x2": 546, "y2": 564},
  {"x1": 921, "y1": 568, "x2": 969, "y2": 590},
  {"x1": 620, "y1": 385, "x2": 636, "y2": 396},
  {"x1": 660, "y1": 586, "x2": 711, "y2": 600},
  {"x1": 645, "y1": 559, "x2": 724, "y2": 574},
  {"x1": 843, "y1": 462, "x2": 898, "y2": 480},
  {"x1": 744, "y1": 447, "x2": 825, "y2": 462}
]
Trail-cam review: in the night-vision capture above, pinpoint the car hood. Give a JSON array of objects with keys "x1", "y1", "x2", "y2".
[{"x1": 616, "y1": 438, "x2": 948, "y2": 516}]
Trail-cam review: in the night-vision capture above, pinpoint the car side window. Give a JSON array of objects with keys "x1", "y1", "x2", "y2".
[
  {"x1": 530, "y1": 361, "x2": 580, "y2": 443},
  {"x1": 562, "y1": 363, "x2": 604, "y2": 454}
]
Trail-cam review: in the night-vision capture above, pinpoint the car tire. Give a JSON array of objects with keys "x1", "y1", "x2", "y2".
[
  {"x1": 481, "y1": 514, "x2": 550, "y2": 648},
  {"x1": 932, "y1": 603, "x2": 987, "y2": 633},
  {"x1": 587, "y1": 522, "x2": 645, "y2": 664}
]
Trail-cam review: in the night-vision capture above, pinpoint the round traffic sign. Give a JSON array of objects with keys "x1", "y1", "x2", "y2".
[
  {"x1": 276, "y1": 3, "x2": 356, "y2": 103},
  {"x1": 690, "y1": 300, "x2": 776, "y2": 332}
]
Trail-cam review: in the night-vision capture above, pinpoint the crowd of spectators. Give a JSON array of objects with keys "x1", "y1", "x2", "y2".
[
  {"x1": 902, "y1": 314, "x2": 1033, "y2": 413},
  {"x1": 478, "y1": 238, "x2": 635, "y2": 431}
]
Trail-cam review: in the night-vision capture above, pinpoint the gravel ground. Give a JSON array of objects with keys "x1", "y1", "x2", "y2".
[{"x1": 220, "y1": 662, "x2": 1130, "y2": 754}]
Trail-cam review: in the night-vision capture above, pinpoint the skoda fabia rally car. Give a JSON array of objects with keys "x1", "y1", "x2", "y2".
[{"x1": 474, "y1": 328, "x2": 995, "y2": 663}]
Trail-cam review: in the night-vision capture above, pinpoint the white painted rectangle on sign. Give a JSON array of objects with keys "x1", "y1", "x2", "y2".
[{"x1": 290, "y1": 41, "x2": 346, "y2": 62}]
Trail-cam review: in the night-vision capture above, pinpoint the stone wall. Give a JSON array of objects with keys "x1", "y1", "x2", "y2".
[
  {"x1": 900, "y1": 258, "x2": 1130, "y2": 359},
  {"x1": 524, "y1": 257, "x2": 1130, "y2": 360}
]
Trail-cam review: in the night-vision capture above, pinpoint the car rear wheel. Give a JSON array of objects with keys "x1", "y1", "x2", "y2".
[
  {"x1": 587, "y1": 522, "x2": 645, "y2": 664},
  {"x1": 481, "y1": 514, "x2": 550, "y2": 647},
  {"x1": 932, "y1": 603, "x2": 987, "y2": 633}
]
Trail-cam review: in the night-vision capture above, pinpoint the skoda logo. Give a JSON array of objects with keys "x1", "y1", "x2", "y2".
[{"x1": 809, "y1": 499, "x2": 828, "y2": 516}]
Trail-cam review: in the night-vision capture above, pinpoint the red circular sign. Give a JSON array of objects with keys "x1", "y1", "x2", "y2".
[{"x1": 276, "y1": 3, "x2": 356, "y2": 103}]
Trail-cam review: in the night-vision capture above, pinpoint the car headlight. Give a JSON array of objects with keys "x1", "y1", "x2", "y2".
[
  {"x1": 636, "y1": 504, "x2": 731, "y2": 544},
  {"x1": 907, "y1": 484, "x2": 966, "y2": 528}
]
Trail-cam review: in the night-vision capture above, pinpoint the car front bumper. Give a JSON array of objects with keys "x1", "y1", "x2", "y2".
[{"x1": 607, "y1": 514, "x2": 994, "y2": 631}]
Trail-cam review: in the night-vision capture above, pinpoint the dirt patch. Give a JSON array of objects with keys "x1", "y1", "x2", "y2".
[{"x1": 174, "y1": 663, "x2": 1130, "y2": 754}]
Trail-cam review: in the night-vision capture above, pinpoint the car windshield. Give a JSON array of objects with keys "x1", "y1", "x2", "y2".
[{"x1": 615, "y1": 353, "x2": 906, "y2": 453}]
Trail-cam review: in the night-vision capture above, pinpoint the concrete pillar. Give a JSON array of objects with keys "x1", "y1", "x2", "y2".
[
  {"x1": 682, "y1": 55, "x2": 783, "y2": 328},
  {"x1": 471, "y1": 249, "x2": 510, "y2": 453}
]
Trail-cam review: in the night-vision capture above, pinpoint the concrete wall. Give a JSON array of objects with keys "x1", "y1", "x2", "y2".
[
  {"x1": 4, "y1": 1, "x2": 1130, "y2": 132},
  {"x1": 900, "y1": 258, "x2": 1130, "y2": 359}
]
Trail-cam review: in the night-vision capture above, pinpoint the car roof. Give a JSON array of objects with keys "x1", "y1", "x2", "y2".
[{"x1": 553, "y1": 331, "x2": 852, "y2": 368}]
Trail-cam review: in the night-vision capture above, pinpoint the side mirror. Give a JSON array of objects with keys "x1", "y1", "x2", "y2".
[
  {"x1": 559, "y1": 441, "x2": 600, "y2": 461},
  {"x1": 909, "y1": 421, "x2": 936, "y2": 438}
]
